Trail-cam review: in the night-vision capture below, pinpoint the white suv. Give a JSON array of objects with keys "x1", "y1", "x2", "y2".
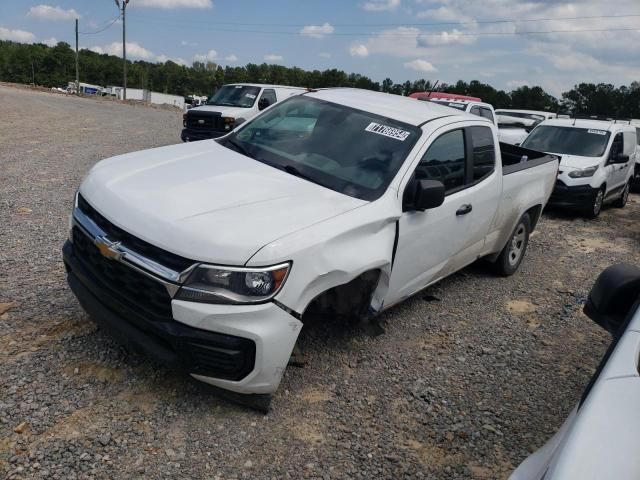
[{"x1": 521, "y1": 118, "x2": 636, "y2": 217}]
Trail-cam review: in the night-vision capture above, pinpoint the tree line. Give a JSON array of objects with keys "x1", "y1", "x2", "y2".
[{"x1": 1, "y1": 40, "x2": 638, "y2": 117}]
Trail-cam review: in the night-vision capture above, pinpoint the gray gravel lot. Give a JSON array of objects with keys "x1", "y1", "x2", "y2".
[{"x1": 1, "y1": 84, "x2": 639, "y2": 479}]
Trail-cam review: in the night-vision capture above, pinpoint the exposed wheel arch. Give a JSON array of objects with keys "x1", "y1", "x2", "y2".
[{"x1": 302, "y1": 269, "x2": 382, "y2": 320}]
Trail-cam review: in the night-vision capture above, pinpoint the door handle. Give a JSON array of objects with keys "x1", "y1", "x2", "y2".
[{"x1": 456, "y1": 204, "x2": 473, "y2": 216}]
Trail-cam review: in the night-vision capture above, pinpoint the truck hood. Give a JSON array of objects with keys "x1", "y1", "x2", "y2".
[
  {"x1": 80, "y1": 141, "x2": 366, "y2": 266},
  {"x1": 552, "y1": 153, "x2": 603, "y2": 170},
  {"x1": 189, "y1": 105, "x2": 252, "y2": 118}
]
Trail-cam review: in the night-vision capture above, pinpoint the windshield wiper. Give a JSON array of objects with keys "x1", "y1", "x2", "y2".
[
  {"x1": 224, "y1": 138, "x2": 252, "y2": 158},
  {"x1": 282, "y1": 165, "x2": 325, "y2": 188}
]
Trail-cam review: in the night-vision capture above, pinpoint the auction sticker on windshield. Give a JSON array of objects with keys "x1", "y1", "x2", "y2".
[
  {"x1": 587, "y1": 129, "x2": 607, "y2": 135},
  {"x1": 365, "y1": 122, "x2": 411, "y2": 141}
]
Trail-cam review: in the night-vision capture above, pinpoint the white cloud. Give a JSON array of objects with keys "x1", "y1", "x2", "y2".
[
  {"x1": 319, "y1": 52, "x2": 332, "y2": 58},
  {"x1": 43, "y1": 37, "x2": 58, "y2": 47},
  {"x1": 27, "y1": 5, "x2": 80, "y2": 21},
  {"x1": 90, "y1": 42, "x2": 153, "y2": 61},
  {"x1": 264, "y1": 54, "x2": 284, "y2": 62},
  {"x1": 404, "y1": 59, "x2": 437, "y2": 72},
  {"x1": 225, "y1": 54, "x2": 238, "y2": 62},
  {"x1": 135, "y1": 0, "x2": 212, "y2": 8},
  {"x1": 417, "y1": 29, "x2": 474, "y2": 47},
  {"x1": 180, "y1": 40, "x2": 196, "y2": 47},
  {"x1": 361, "y1": 0, "x2": 400, "y2": 12},
  {"x1": 193, "y1": 49, "x2": 218, "y2": 62},
  {"x1": 349, "y1": 44, "x2": 369, "y2": 57},
  {"x1": 300, "y1": 23, "x2": 335, "y2": 39},
  {"x1": 0, "y1": 27, "x2": 36, "y2": 43}
]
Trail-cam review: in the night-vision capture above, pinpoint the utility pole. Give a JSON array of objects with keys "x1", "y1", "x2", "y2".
[
  {"x1": 75, "y1": 18, "x2": 79, "y2": 95},
  {"x1": 115, "y1": 0, "x2": 129, "y2": 100}
]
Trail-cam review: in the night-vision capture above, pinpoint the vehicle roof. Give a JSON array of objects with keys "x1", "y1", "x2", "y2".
[
  {"x1": 227, "y1": 83, "x2": 306, "y2": 90},
  {"x1": 540, "y1": 118, "x2": 636, "y2": 132},
  {"x1": 305, "y1": 88, "x2": 480, "y2": 127},
  {"x1": 429, "y1": 98, "x2": 493, "y2": 109},
  {"x1": 495, "y1": 109, "x2": 553, "y2": 116}
]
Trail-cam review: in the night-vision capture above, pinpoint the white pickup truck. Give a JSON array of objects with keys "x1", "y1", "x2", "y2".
[
  {"x1": 63, "y1": 88, "x2": 558, "y2": 403},
  {"x1": 181, "y1": 83, "x2": 305, "y2": 142}
]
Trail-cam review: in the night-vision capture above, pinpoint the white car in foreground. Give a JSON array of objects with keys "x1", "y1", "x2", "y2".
[
  {"x1": 63, "y1": 88, "x2": 558, "y2": 407},
  {"x1": 521, "y1": 118, "x2": 637, "y2": 218},
  {"x1": 511, "y1": 263, "x2": 640, "y2": 480}
]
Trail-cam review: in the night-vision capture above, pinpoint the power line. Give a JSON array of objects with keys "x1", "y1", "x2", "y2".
[
  {"x1": 122, "y1": 22, "x2": 640, "y2": 37},
  {"x1": 78, "y1": 14, "x2": 121, "y2": 35},
  {"x1": 127, "y1": 12, "x2": 640, "y2": 28}
]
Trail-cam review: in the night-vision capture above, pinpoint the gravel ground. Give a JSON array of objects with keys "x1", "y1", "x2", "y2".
[{"x1": 1, "y1": 84, "x2": 639, "y2": 479}]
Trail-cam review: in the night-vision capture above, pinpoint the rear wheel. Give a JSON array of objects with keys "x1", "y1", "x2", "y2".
[
  {"x1": 584, "y1": 187, "x2": 605, "y2": 218},
  {"x1": 493, "y1": 214, "x2": 531, "y2": 276},
  {"x1": 613, "y1": 182, "x2": 630, "y2": 208}
]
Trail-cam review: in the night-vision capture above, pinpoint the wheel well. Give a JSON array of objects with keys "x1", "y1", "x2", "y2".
[
  {"x1": 525, "y1": 204, "x2": 543, "y2": 231},
  {"x1": 303, "y1": 269, "x2": 381, "y2": 319}
]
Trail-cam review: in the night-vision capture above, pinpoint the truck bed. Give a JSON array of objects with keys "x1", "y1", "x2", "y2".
[{"x1": 500, "y1": 142, "x2": 559, "y2": 175}]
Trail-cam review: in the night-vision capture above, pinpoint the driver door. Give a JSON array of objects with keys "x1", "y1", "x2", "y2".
[{"x1": 387, "y1": 125, "x2": 497, "y2": 305}]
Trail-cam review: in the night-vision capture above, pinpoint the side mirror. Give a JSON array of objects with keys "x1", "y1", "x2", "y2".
[
  {"x1": 258, "y1": 98, "x2": 270, "y2": 111},
  {"x1": 404, "y1": 179, "x2": 445, "y2": 211},
  {"x1": 584, "y1": 264, "x2": 640, "y2": 335},
  {"x1": 611, "y1": 153, "x2": 629, "y2": 164}
]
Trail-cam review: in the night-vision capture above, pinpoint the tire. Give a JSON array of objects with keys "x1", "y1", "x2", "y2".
[
  {"x1": 493, "y1": 214, "x2": 531, "y2": 276},
  {"x1": 613, "y1": 182, "x2": 630, "y2": 208},
  {"x1": 584, "y1": 186, "x2": 605, "y2": 219}
]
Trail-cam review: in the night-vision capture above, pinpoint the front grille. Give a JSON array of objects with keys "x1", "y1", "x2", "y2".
[
  {"x1": 77, "y1": 194, "x2": 194, "y2": 272},
  {"x1": 556, "y1": 179, "x2": 567, "y2": 188},
  {"x1": 72, "y1": 227, "x2": 173, "y2": 319},
  {"x1": 186, "y1": 112, "x2": 224, "y2": 131}
]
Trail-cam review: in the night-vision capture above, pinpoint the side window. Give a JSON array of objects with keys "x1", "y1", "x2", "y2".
[
  {"x1": 416, "y1": 130, "x2": 466, "y2": 193},
  {"x1": 470, "y1": 106, "x2": 481, "y2": 117},
  {"x1": 470, "y1": 126, "x2": 495, "y2": 181},
  {"x1": 610, "y1": 133, "x2": 623, "y2": 158},
  {"x1": 258, "y1": 89, "x2": 277, "y2": 110},
  {"x1": 480, "y1": 108, "x2": 494, "y2": 124}
]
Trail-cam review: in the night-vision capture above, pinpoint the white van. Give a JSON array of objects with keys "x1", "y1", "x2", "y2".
[
  {"x1": 181, "y1": 84, "x2": 305, "y2": 142},
  {"x1": 521, "y1": 118, "x2": 637, "y2": 217}
]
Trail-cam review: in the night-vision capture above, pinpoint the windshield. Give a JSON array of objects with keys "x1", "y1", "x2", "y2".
[
  {"x1": 218, "y1": 96, "x2": 421, "y2": 200},
  {"x1": 427, "y1": 100, "x2": 467, "y2": 111},
  {"x1": 521, "y1": 125, "x2": 611, "y2": 157},
  {"x1": 206, "y1": 85, "x2": 260, "y2": 108}
]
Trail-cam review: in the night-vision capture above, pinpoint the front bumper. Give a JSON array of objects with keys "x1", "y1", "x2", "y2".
[
  {"x1": 548, "y1": 181, "x2": 598, "y2": 209},
  {"x1": 63, "y1": 240, "x2": 302, "y2": 395},
  {"x1": 181, "y1": 128, "x2": 227, "y2": 142}
]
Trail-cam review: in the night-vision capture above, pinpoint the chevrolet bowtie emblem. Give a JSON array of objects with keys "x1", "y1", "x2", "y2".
[{"x1": 94, "y1": 236, "x2": 123, "y2": 261}]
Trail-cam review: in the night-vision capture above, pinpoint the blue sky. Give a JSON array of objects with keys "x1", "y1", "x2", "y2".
[{"x1": 1, "y1": 0, "x2": 639, "y2": 96}]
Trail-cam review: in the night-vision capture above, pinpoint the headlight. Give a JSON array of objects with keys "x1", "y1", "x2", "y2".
[
  {"x1": 175, "y1": 263, "x2": 290, "y2": 304},
  {"x1": 568, "y1": 166, "x2": 598, "y2": 178},
  {"x1": 223, "y1": 117, "x2": 235, "y2": 131}
]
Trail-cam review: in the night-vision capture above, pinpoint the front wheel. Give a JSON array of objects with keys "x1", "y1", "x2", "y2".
[
  {"x1": 584, "y1": 187, "x2": 605, "y2": 218},
  {"x1": 613, "y1": 182, "x2": 630, "y2": 208},
  {"x1": 493, "y1": 214, "x2": 531, "y2": 276}
]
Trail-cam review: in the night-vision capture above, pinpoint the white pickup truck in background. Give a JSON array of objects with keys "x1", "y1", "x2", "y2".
[
  {"x1": 521, "y1": 118, "x2": 637, "y2": 217},
  {"x1": 63, "y1": 88, "x2": 558, "y2": 404},
  {"x1": 181, "y1": 83, "x2": 305, "y2": 142}
]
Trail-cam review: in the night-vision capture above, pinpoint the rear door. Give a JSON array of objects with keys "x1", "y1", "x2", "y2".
[{"x1": 387, "y1": 123, "x2": 500, "y2": 304}]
